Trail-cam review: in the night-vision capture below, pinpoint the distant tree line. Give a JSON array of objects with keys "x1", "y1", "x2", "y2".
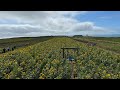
[{"x1": 73, "y1": 35, "x2": 83, "y2": 37}]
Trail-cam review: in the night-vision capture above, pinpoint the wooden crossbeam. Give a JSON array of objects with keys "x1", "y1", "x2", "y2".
[{"x1": 61, "y1": 47, "x2": 80, "y2": 49}]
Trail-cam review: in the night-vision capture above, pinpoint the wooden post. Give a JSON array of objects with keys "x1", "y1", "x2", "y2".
[{"x1": 63, "y1": 48, "x2": 64, "y2": 58}]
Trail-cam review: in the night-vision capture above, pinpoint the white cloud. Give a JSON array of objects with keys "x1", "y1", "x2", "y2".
[{"x1": 0, "y1": 11, "x2": 109, "y2": 39}]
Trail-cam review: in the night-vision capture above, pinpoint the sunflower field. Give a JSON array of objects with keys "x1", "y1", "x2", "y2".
[{"x1": 0, "y1": 37, "x2": 120, "y2": 79}]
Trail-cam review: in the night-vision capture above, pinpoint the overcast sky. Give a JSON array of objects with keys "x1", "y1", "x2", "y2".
[{"x1": 0, "y1": 11, "x2": 120, "y2": 39}]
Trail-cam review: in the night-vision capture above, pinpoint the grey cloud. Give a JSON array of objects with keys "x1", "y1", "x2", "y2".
[{"x1": 0, "y1": 11, "x2": 109, "y2": 38}]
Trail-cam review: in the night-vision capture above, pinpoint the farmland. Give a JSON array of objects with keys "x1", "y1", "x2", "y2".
[
  {"x1": 0, "y1": 37, "x2": 120, "y2": 79},
  {"x1": 73, "y1": 37, "x2": 120, "y2": 53},
  {"x1": 0, "y1": 36, "x2": 54, "y2": 54}
]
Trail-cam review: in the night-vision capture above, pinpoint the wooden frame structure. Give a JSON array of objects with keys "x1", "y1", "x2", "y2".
[
  {"x1": 61, "y1": 47, "x2": 80, "y2": 59},
  {"x1": 61, "y1": 47, "x2": 80, "y2": 79}
]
